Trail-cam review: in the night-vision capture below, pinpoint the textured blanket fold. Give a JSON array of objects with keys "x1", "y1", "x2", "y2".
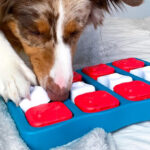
[{"x1": 52, "y1": 128, "x2": 116, "y2": 150}]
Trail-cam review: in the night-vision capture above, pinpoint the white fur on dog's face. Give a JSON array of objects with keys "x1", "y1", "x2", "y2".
[
  {"x1": 49, "y1": 0, "x2": 73, "y2": 89},
  {"x1": 0, "y1": 31, "x2": 37, "y2": 105}
]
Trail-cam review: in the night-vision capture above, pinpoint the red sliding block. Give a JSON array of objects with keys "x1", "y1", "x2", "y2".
[
  {"x1": 112, "y1": 58, "x2": 145, "y2": 72},
  {"x1": 75, "y1": 91, "x2": 120, "y2": 113},
  {"x1": 82, "y1": 64, "x2": 115, "y2": 80},
  {"x1": 25, "y1": 102, "x2": 73, "y2": 127},
  {"x1": 73, "y1": 72, "x2": 82, "y2": 83},
  {"x1": 114, "y1": 81, "x2": 150, "y2": 101}
]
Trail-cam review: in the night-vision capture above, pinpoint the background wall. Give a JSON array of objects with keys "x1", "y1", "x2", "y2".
[{"x1": 109, "y1": 0, "x2": 150, "y2": 18}]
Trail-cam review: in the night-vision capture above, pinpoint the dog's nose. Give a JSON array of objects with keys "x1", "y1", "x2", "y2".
[
  {"x1": 46, "y1": 86, "x2": 69, "y2": 101},
  {"x1": 46, "y1": 88, "x2": 69, "y2": 101},
  {"x1": 45, "y1": 77, "x2": 71, "y2": 101}
]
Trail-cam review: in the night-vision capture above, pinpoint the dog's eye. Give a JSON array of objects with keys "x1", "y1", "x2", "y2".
[
  {"x1": 70, "y1": 31, "x2": 79, "y2": 37},
  {"x1": 30, "y1": 30, "x2": 41, "y2": 36},
  {"x1": 63, "y1": 30, "x2": 80, "y2": 43}
]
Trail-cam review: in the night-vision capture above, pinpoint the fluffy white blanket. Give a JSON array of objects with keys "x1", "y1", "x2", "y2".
[
  {"x1": 53, "y1": 128, "x2": 116, "y2": 150},
  {"x1": 1, "y1": 17, "x2": 150, "y2": 150}
]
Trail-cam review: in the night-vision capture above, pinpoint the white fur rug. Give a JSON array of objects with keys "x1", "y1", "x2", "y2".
[
  {"x1": 1, "y1": 17, "x2": 150, "y2": 150},
  {"x1": 0, "y1": 100, "x2": 29, "y2": 150},
  {"x1": 52, "y1": 128, "x2": 117, "y2": 150}
]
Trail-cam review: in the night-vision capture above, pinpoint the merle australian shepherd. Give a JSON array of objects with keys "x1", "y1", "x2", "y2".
[{"x1": 0, "y1": 0, "x2": 143, "y2": 105}]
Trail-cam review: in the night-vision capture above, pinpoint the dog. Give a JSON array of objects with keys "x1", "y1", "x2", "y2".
[{"x1": 0, "y1": 0, "x2": 143, "y2": 105}]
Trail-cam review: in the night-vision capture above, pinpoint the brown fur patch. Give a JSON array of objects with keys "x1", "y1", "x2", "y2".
[
  {"x1": 7, "y1": 20, "x2": 54, "y2": 87},
  {"x1": 65, "y1": 21, "x2": 79, "y2": 34},
  {"x1": 63, "y1": 0, "x2": 91, "y2": 54},
  {"x1": 63, "y1": 0, "x2": 91, "y2": 25},
  {"x1": 0, "y1": 23, "x2": 23, "y2": 53},
  {"x1": 36, "y1": 19, "x2": 50, "y2": 34},
  {"x1": 64, "y1": 20, "x2": 80, "y2": 43}
]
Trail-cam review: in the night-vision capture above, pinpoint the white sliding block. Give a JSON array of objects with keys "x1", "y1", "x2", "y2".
[
  {"x1": 130, "y1": 66, "x2": 150, "y2": 81},
  {"x1": 30, "y1": 86, "x2": 50, "y2": 106},
  {"x1": 97, "y1": 73, "x2": 133, "y2": 90},
  {"x1": 19, "y1": 86, "x2": 50, "y2": 112},
  {"x1": 19, "y1": 98, "x2": 33, "y2": 112},
  {"x1": 71, "y1": 81, "x2": 95, "y2": 103}
]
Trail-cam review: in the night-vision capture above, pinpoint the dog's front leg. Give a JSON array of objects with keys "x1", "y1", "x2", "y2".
[{"x1": 0, "y1": 31, "x2": 37, "y2": 105}]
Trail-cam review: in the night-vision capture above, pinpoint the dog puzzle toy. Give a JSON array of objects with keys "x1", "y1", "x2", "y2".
[{"x1": 4, "y1": 58, "x2": 150, "y2": 150}]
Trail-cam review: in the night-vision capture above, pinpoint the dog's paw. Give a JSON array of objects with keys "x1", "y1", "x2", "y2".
[
  {"x1": 0, "y1": 57, "x2": 37, "y2": 105},
  {"x1": 0, "y1": 31, "x2": 37, "y2": 105},
  {"x1": 0, "y1": 32, "x2": 37, "y2": 105}
]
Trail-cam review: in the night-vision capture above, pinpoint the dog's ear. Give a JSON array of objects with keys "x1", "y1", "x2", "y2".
[
  {"x1": 88, "y1": 0, "x2": 121, "y2": 27},
  {"x1": 0, "y1": 0, "x2": 14, "y2": 24},
  {"x1": 122, "y1": 0, "x2": 143, "y2": 6},
  {"x1": 88, "y1": 0, "x2": 143, "y2": 27}
]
